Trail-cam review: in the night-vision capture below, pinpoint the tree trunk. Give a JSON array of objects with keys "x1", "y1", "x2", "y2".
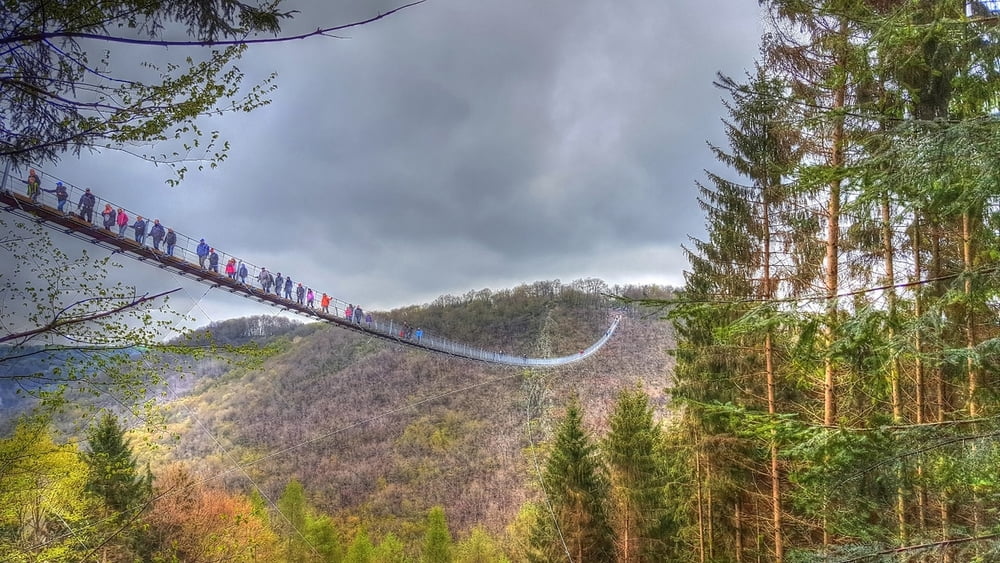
[{"x1": 963, "y1": 211, "x2": 978, "y2": 417}]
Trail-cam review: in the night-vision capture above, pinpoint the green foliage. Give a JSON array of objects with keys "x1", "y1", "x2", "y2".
[
  {"x1": 278, "y1": 478, "x2": 310, "y2": 561},
  {"x1": 422, "y1": 506, "x2": 453, "y2": 563},
  {"x1": 0, "y1": 417, "x2": 95, "y2": 562},
  {"x1": 307, "y1": 513, "x2": 345, "y2": 562},
  {"x1": 345, "y1": 527, "x2": 375, "y2": 563},
  {"x1": 603, "y1": 387, "x2": 672, "y2": 561},
  {"x1": 453, "y1": 526, "x2": 510, "y2": 563},
  {"x1": 82, "y1": 411, "x2": 152, "y2": 514},
  {"x1": 1, "y1": 0, "x2": 288, "y2": 180},
  {"x1": 373, "y1": 532, "x2": 410, "y2": 563},
  {"x1": 533, "y1": 396, "x2": 614, "y2": 562}
]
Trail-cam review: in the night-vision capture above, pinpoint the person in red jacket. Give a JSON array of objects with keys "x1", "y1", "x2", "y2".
[{"x1": 320, "y1": 293, "x2": 331, "y2": 313}]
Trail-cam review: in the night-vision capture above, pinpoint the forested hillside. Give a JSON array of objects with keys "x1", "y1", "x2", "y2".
[{"x1": 152, "y1": 280, "x2": 674, "y2": 546}]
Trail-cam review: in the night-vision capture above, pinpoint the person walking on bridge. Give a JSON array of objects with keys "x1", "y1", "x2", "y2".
[
  {"x1": 225, "y1": 258, "x2": 237, "y2": 279},
  {"x1": 258, "y1": 268, "x2": 273, "y2": 292},
  {"x1": 196, "y1": 239, "x2": 210, "y2": 268},
  {"x1": 77, "y1": 188, "x2": 95, "y2": 222},
  {"x1": 320, "y1": 293, "x2": 331, "y2": 313},
  {"x1": 274, "y1": 273, "x2": 284, "y2": 296},
  {"x1": 296, "y1": 283, "x2": 306, "y2": 305},
  {"x1": 101, "y1": 204, "x2": 115, "y2": 230},
  {"x1": 306, "y1": 288, "x2": 315, "y2": 308},
  {"x1": 51, "y1": 181, "x2": 68, "y2": 212},
  {"x1": 238, "y1": 261, "x2": 248, "y2": 284},
  {"x1": 165, "y1": 228, "x2": 177, "y2": 256},
  {"x1": 133, "y1": 216, "x2": 147, "y2": 245},
  {"x1": 116, "y1": 208, "x2": 129, "y2": 236},
  {"x1": 284, "y1": 277, "x2": 293, "y2": 299},
  {"x1": 149, "y1": 219, "x2": 165, "y2": 251},
  {"x1": 26, "y1": 169, "x2": 40, "y2": 202},
  {"x1": 208, "y1": 248, "x2": 219, "y2": 272}
]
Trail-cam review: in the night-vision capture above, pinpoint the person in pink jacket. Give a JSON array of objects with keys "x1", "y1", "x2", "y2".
[{"x1": 116, "y1": 208, "x2": 129, "y2": 236}]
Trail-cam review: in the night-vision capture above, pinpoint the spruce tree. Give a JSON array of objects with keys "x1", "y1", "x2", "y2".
[
  {"x1": 603, "y1": 387, "x2": 667, "y2": 562},
  {"x1": 82, "y1": 411, "x2": 151, "y2": 515},
  {"x1": 532, "y1": 396, "x2": 614, "y2": 562}
]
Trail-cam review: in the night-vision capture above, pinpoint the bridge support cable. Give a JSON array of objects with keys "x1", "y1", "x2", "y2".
[{"x1": 0, "y1": 185, "x2": 619, "y2": 367}]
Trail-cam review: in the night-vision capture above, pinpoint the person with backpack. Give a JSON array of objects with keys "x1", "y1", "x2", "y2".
[
  {"x1": 225, "y1": 258, "x2": 237, "y2": 279},
  {"x1": 165, "y1": 228, "x2": 177, "y2": 256},
  {"x1": 77, "y1": 188, "x2": 96, "y2": 222},
  {"x1": 149, "y1": 220, "x2": 165, "y2": 250},
  {"x1": 196, "y1": 239, "x2": 210, "y2": 267}
]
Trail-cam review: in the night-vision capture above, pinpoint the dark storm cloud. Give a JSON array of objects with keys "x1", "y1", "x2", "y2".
[{"x1": 35, "y1": 0, "x2": 761, "y2": 320}]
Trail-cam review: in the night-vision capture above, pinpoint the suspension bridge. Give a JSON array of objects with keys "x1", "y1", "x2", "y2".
[{"x1": 0, "y1": 165, "x2": 619, "y2": 366}]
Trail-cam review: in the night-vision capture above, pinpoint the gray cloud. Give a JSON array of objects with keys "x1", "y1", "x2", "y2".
[{"x1": 34, "y1": 0, "x2": 760, "y2": 322}]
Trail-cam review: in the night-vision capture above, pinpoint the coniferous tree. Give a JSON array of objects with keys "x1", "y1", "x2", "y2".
[
  {"x1": 372, "y1": 532, "x2": 408, "y2": 563},
  {"x1": 531, "y1": 396, "x2": 614, "y2": 562},
  {"x1": 277, "y1": 478, "x2": 310, "y2": 562},
  {"x1": 603, "y1": 387, "x2": 668, "y2": 562},
  {"x1": 306, "y1": 513, "x2": 344, "y2": 563},
  {"x1": 422, "y1": 505, "x2": 454, "y2": 563},
  {"x1": 82, "y1": 411, "x2": 151, "y2": 515},
  {"x1": 345, "y1": 528, "x2": 375, "y2": 563}
]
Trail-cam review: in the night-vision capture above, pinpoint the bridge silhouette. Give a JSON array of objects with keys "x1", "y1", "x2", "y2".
[{"x1": 0, "y1": 164, "x2": 619, "y2": 366}]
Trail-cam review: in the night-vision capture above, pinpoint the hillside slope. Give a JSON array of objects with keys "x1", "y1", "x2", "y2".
[{"x1": 158, "y1": 280, "x2": 675, "y2": 543}]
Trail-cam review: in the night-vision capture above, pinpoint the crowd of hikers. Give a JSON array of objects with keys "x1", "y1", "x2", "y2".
[{"x1": 14, "y1": 168, "x2": 393, "y2": 333}]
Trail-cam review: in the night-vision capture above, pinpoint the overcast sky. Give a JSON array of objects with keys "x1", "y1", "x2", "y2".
[{"x1": 16, "y1": 0, "x2": 761, "y2": 330}]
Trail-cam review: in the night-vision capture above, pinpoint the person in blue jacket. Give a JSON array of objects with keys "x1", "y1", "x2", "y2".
[
  {"x1": 284, "y1": 277, "x2": 293, "y2": 300},
  {"x1": 196, "y1": 239, "x2": 210, "y2": 267},
  {"x1": 149, "y1": 219, "x2": 165, "y2": 250},
  {"x1": 238, "y1": 262, "x2": 248, "y2": 284}
]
